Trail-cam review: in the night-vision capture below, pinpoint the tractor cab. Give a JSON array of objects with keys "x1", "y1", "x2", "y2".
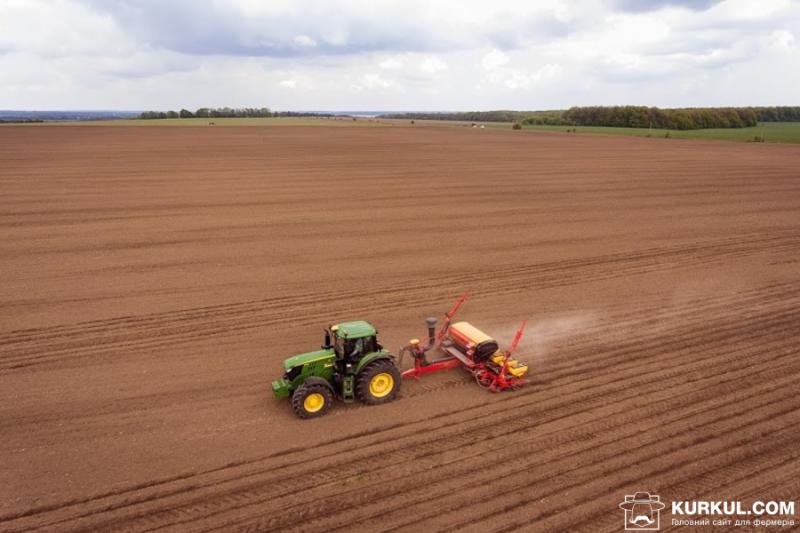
[
  {"x1": 323, "y1": 320, "x2": 395, "y2": 406},
  {"x1": 324, "y1": 320, "x2": 382, "y2": 363}
]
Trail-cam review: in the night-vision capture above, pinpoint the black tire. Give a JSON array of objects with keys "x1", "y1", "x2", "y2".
[
  {"x1": 356, "y1": 359, "x2": 401, "y2": 405},
  {"x1": 291, "y1": 381, "x2": 333, "y2": 419}
]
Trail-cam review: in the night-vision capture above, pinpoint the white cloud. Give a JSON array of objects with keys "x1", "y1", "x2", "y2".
[
  {"x1": 485, "y1": 62, "x2": 564, "y2": 90},
  {"x1": 1, "y1": 0, "x2": 799, "y2": 110},
  {"x1": 379, "y1": 56, "x2": 405, "y2": 69},
  {"x1": 768, "y1": 29, "x2": 795, "y2": 50},
  {"x1": 535, "y1": 63, "x2": 563, "y2": 81},
  {"x1": 293, "y1": 35, "x2": 318, "y2": 47},
  {"x1": 420, "y1": 56, "x2": 448, "y2": 74},
  {"x1": 352, "y1": 73, "x2": 394, "y2": 91},
  {"x1": 708, "y1": 0, "x2": 792, "y2": 21},
  {"x1": 481, "y1": 49, "x2": 510, "y2": 70},
  {"x1": 0, "y1": 0, "x2": 127, "y2": 58}
]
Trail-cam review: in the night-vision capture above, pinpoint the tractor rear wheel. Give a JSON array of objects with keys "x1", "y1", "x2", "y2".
[
  {"x1": 291, "y1": 382, "x2": 333, "y2": 419},
  {"x1": 356, "y1": 359, "x2": 401, "y2": 405}
]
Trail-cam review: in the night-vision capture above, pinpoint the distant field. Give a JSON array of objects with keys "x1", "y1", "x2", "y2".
[
  {"x1": 0, "y1": 116, "x2": 390, "y2": 127},
  {"x1": 520, "y1": 122, "x2": 800, "y2": 143},
  {"x1": 5, "y1": 116, "x2": 800, "y2": 144}
]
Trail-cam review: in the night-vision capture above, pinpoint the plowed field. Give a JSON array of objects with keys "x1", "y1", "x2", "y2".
[{"x1": 1, "y1": 125, "x2": 798, "y2": 532}]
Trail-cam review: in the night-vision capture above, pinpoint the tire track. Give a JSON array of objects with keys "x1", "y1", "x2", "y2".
[
  {"x1": 2, "y1": 231, "x2": 796, "y2": 372},
  {"x1": 4, "y1": 282, "x2": 792, "y2": 524},
  {"x1": 4, "y1": 282, "x2": 792, "y2": 516},
  {"x1": 453, "y1": 404, "x2": 800, "y2": 533},
  {"x1": 207, "y1": 368, "x2": 800, "y2": 533},
  {"x1": 9, "y1": 300, "x2": 796, "y2": 532}
]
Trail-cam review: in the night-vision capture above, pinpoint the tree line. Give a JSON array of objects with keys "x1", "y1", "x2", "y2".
[
  {"x1": 381, "y1": 107, "x2": 800, "y2": 130},
  {"x1": 136, "y1": 108, "x2": 338, "y2": 120},
  {"x1": 548, "y1": 106, "x2": 800, "y2": 129},
  {"x1": 0, "y1": 118, "x2": 45, "y2": 123},
  {"x1": 139, "y1": 107, "x2": 273, "y2": 119},
  {"x1": 556, "y1": 106, "x2": 759, "y2": 130},
  {"x1": 381, "y1": 110, "x2": 538, "y2": 122},
  {"x1": 748, "y1": 106, "x2": 800, "y2": 122}
]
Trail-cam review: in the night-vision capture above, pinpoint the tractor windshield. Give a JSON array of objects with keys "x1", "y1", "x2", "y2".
[
  {"x1": 344, "y1": 338, "x2": 364, "y2": 359},
  {"x1": 334, "y1": 335, "x2": 378, "y2": 360}
]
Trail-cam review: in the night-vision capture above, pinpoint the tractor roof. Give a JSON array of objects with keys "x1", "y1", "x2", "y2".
[{"x1": 332, "y1": 320, "x2": 377, "y2": 339}]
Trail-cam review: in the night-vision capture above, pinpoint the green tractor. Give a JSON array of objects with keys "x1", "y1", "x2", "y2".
[{"x1": 271, "y1": 320, "x2": 401, "y2": 419}]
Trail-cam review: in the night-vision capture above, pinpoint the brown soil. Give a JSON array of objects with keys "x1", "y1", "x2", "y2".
[{"x1": 1, "y1": 125, "x2": 798, "y2": 532}]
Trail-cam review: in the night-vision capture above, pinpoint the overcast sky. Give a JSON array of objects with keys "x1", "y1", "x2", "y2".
[{"x1": 1, "y1": 0, "x2": 798, "y2": 111}]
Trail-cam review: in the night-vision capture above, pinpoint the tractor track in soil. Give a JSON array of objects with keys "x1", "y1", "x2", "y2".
[
  {"x1": 6, "y1": 291, "x2": 798, "y2": 532},
  {"x1": 1, "y1": 125, "x2": 798, "y2": 532},
  {"x1": 5, "y1": 278, "x2": 790, "y2": 437},
  {"x1": 194, "y1": 315, "x2": 800, "y2": 532},
  {"x1": 1, "y1": 282, "x2": 793, "y2": 488},
  {"x1": 2, "y1": 231, "x2": 796, "y2": 374},
  {"x1": 0, "y1": 223, "x2": 792, "y2": 339}
]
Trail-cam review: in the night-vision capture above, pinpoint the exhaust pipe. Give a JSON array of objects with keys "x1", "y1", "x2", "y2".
[
  {"x1": 422, "y1": 317, "x2": 437, "y2": 352},
  {"x1": 322, "y1": 329, "x2": 332, "y2": 350},
  {"x1": 399, "y1": 317, "x2": 437, "y2": 369}
]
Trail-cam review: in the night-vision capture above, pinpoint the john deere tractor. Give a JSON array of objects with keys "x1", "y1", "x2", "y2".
[{"x1": 271, "y1": 320, "x2": 401, "y2": 419}]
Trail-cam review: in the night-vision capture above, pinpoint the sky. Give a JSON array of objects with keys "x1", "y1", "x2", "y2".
[{"x1": 0, "y1": 0, "x2": 798, "y2": 111}]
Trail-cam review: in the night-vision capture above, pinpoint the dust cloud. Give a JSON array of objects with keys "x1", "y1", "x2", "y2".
[{"x1": 493, "y1": 312, "x2": 601, "y2": 360}]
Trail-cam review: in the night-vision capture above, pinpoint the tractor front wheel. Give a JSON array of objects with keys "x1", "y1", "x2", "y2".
[
  {"x1": 357, "y1": 359, "x2": 401, "y2": 405},
  {"x1": 291, "y1": 382, "x2": 333, "y2": 419}
]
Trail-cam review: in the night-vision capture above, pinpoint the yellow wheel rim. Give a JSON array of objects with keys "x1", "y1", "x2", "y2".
[
  {"x1": 369, "y1": 373, "x2": 394, "y2": 398},
  {"x1": 303, "y1": 392, "x2": 325, "y2": 413}
]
